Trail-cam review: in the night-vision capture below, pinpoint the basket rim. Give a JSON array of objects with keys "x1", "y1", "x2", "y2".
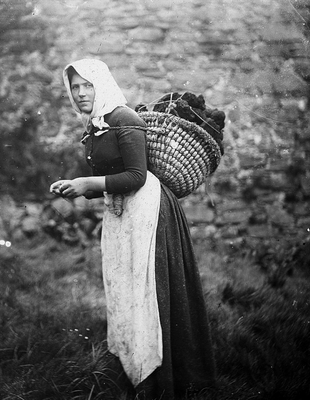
[{"x1": 138, "y1": 110, "x2": 222, "y2": 148}]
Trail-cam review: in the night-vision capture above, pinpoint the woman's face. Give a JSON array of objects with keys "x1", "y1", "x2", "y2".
[{"x1": 71, "y1": 73, "x2": 95, "y2": 113}]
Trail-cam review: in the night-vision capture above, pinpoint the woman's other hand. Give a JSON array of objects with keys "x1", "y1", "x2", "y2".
[
  {"x1": 50, "y1": 178, "x2": 89, "y2": 198},
  {"x1": 50, "y1": 180, "x2": 64, "y2": 196}
]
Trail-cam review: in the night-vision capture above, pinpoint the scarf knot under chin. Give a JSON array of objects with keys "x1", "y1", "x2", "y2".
[
  {"x1": 80, "y1": 126, "x2": 109, "y2": 145},
  {"x1": 81, "y1": 124, "x2": 109, "y2": 144}
]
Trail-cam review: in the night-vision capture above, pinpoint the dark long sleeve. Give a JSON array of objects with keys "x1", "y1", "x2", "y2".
[
  {"x1": 105, "y1": 125, "x2": 147, "y2": 194},
  {"x1": 85, "y1": 106, "x2": 148, "y2": 195}
]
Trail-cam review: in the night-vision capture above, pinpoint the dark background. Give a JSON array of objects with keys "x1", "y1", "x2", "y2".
[{"x1": 1, "y1": 0, "x2": 310, "y2": 252}]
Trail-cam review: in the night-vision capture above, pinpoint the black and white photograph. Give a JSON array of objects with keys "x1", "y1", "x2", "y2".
[{"x1": 0, "y1": 0, "x2": 310, "y2": 399}]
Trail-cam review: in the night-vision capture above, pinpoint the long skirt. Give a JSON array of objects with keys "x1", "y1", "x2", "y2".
[
  {"x1": 104, "y1": 183, "x2": 216, "y2": 399},
  {"x1": 135, "y1": 184, "x2": 216, "y2": 399}
]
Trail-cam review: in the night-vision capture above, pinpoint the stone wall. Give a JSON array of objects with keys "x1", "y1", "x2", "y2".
[{"x1": 7, "y1": 0, "x2": 310, "y2": 248}]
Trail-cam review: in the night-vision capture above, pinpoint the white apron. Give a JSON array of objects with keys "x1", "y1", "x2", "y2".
[{"x1": 101, "y1": 171, "x2": 162, "y2": 387}]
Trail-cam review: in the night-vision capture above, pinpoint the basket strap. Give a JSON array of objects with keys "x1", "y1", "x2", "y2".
[
  {"x1": 81, "y1": 125, "x2": 148, "y2": 144},
  {"x1": 106, "y1": 126, "x2": 148, "y2": 131}
]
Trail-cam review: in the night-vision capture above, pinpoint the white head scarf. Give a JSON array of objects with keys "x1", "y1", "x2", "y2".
[{"x1": 63, "y1": 58, "x2": 127, "y2": 132}]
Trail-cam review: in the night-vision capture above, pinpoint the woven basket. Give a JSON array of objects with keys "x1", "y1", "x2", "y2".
[{"x1": 138, "y1": 111, "x2": 222, "y2": 198}]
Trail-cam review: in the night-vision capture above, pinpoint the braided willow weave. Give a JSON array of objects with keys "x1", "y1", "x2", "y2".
[{"x1": 138, "y1": 111, "x2": 222, "y2": 198}]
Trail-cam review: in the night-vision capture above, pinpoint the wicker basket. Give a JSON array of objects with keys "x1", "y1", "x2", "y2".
[{"x1": 138, "y1": 111, "x2": 222, "y2": 198}]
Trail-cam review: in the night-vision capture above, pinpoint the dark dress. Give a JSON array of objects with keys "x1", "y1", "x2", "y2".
[{"x1": 84, "y1": 106, "x2": 216, "y2": 399}]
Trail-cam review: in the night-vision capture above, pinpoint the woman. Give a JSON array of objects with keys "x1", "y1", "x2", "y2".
[{"x1": 50, "y1": 59, "x2": 216, "y2": 399}]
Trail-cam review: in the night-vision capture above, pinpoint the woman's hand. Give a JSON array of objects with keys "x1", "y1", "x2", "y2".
[
  {"x1": 50, "y1": 180, "x2": 64, "y2": 196},
  {"x1": 50, "y1": 178, "x2": 89, "y2": 198}
]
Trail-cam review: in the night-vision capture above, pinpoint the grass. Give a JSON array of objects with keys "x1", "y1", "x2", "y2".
[{"x1": 0, "y1": 233, "x2": 310, "y2": 400}]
